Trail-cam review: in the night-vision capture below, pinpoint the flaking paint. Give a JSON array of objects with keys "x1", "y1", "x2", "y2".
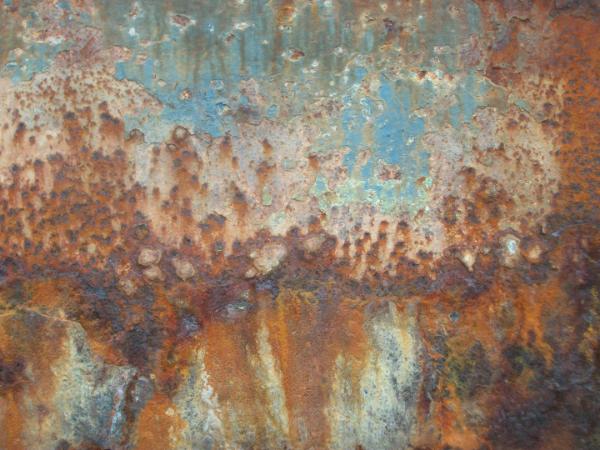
[{"x1": 0, "y1": 0, "x2": 599, "y2": 449}]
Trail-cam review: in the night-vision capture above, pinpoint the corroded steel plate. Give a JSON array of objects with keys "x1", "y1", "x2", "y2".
[{"x1": 0, "y1": 1, "x2": 599, "y2": 449}]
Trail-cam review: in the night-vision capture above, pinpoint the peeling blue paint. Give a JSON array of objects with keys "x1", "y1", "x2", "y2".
[{"x1": 1, "y1": 0, "x2": 497, "y2": 214}]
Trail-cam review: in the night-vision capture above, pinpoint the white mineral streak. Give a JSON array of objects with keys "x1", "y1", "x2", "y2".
[
  {"x1": 248, "y1": 320, "x2": 290, "y2": 446},
  {"x1": 327, "y1": 302, "x2": 421, "y2": 449},
  {"x1": 173, "y1": 348, "x2": 225, "y2": 449}
]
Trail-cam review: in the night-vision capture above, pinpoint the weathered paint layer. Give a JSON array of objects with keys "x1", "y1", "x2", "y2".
[{"x1": 0, "y1": 1, "x2": 599, "y2": 449}]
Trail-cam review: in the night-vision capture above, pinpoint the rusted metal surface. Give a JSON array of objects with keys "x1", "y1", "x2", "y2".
[{"x1": 0, "y1": 0, "x2": 599, "y2": 449}]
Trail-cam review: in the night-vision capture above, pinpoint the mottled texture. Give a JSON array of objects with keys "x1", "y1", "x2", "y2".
[{"x1": 0, "y1": 0, "x2": 599, "y2": 449}]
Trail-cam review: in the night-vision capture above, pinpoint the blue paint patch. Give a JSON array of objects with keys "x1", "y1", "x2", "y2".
[
  {"x1": 466, "y1": 1, "x2": 482, "y2": 34},
  {"x1": 315, "y1": 175, "x2": 328, "y2": 195},
  {"x1": 114, "y1": 62, "x2": 126, "y2": 81},
  {"x1": 333, "y1": 72, "x2": 432, "y2": 212},
  {"x1": 353, "y1": 66, "x2": 368, "y2": 84},
  {"x1": 341, "y1": 99, "x2": 368, "y2": 171},
  {"x1": 57, "y1": 1, "x2": 71, "y2": 11},
  {"x1": 142, "y1": 59, "x2": 154, "y2": 85},
  {"x1": 1, "y1": 42, "x2": 68, "y2": 82},
  {"x1": 449, "y1": 71, "x2": 491, "y2": 128},
  {"x1": 375, "y1": 77, "x2": 425, "y2": 166},
  {"x1": 266, "y1": 104, "x2": 279, "y2": 119}
]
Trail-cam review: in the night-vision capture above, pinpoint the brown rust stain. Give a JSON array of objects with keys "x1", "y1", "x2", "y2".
[{"x1": 0, "y1": 1, "x2": 598, "y2": 449}]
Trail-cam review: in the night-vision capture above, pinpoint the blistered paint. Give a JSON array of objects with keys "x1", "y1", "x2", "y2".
[{"x1": 0, "y1": 0, "x2": 599, "y2": 449}]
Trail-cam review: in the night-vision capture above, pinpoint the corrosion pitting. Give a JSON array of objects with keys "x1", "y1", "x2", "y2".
[{"x1": 0, "y1": 1, "x2": 599, "y2": 449}]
